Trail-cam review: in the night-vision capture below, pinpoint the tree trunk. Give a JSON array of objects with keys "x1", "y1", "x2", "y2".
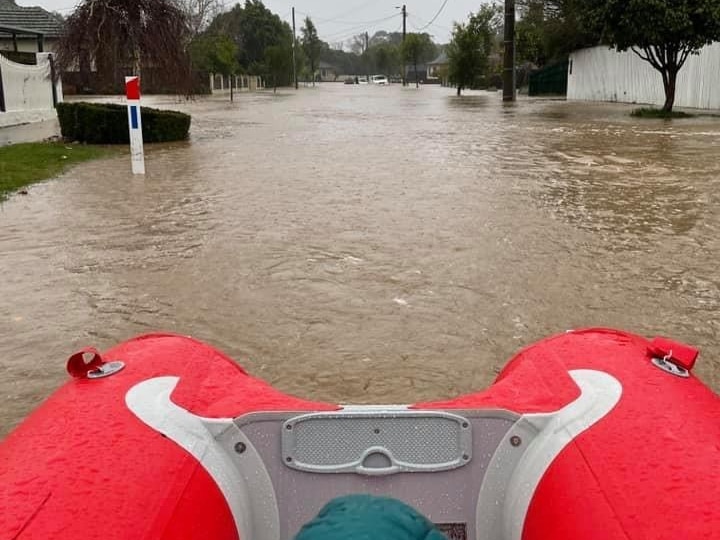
[
  {"x1": 414, "y1": 56, "x2": 419, "y2": 88},
  {"x1": 662, "y1": 68, "x2": 678, "y2": 112},
  {"x1": 230, "y1": 77, "x2": 234, "y2": 102},
  {"x1": 456, "y1": 85, "x2": 461, "y2": 96}
]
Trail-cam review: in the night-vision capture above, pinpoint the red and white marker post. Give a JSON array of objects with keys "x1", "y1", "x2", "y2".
[{"x1": 125, "y1": 76, "x2": 146, "y2": 175}]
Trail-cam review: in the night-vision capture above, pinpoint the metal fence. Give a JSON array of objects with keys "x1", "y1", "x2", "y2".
[
  {"x1": 529, "y1": 61, "x2": 569, "y2": 96},
  {"x1": 568, "y1": 44, "x2": 720, "y2": 110}
]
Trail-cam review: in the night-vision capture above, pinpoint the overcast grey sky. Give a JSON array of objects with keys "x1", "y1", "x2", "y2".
[{"x1": 16, "y1": 0, "x2": 492, "y2": 44}]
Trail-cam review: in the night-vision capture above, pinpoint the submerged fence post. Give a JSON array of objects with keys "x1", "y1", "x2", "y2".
[{"x1": 125, "y1": 76, "x2": 146, "y2": 175}]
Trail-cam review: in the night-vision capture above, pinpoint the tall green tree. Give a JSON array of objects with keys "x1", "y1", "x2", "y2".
[
  {"x1": 372, "y1": 42, "x2": 401, "y2": 76},
  {"x1": 207, "y1": 0, "x2": 293, "y2": 75},
  {"x1": 191, "y1": 33, "x2": 239, "y2": 100},
  {"x1": 515, "y1": 0, "x2": 600, "y2": 66},
  {"x1": 264, "y1": 43, "x2": 292, "y2": 92},
  {"x1": 401, "y1": 33, "x2": 435, "y2": 87},
  {"x1": 580, "y1": 0, "x2": 720, "y2": 111},
  {"x1": 447, "y1": 5, "x2": 500, "y2": 95},
  {"x1": 301, "y1": 17, "x2": 322, "y2": 85}
]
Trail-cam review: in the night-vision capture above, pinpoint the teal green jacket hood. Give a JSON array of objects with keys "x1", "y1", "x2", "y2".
[{"x1": 294, "y1": 495, "x2": 448, "y2": 540}]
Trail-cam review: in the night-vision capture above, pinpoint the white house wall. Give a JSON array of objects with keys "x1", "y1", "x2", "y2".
[{"x1": 568, "y1": 43, "x2": 720, "y2": 110}]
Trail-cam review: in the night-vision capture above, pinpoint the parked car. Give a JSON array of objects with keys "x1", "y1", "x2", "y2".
[{"x1": 370, "y1": 75, "x2": 389, "y2": 85}]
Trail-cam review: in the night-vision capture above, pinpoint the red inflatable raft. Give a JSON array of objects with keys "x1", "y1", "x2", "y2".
[{"x1": 1, "y1": 328, "x2": 719, "y2": 540}]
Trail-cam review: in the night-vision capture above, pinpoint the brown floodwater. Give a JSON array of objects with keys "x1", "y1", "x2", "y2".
[{"x1": 1, "y1": 85, "x2": 719, "y2": 437}]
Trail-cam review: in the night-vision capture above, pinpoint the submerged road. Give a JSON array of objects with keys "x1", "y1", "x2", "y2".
[{"x1": 1, "y1": 85, "x2": 719, "y2": 436}]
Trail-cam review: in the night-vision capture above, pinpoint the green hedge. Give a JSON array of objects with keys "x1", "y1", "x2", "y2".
[{"x1": 56, "y1": 102, "x2": 191, "y2": 144}]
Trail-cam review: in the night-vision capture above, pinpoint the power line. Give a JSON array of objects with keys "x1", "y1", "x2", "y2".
[
  {"x1": 295, "y1": 10, "x2": 398, "y2": 27},
  {"x1": 408, "y1": 13, "x2": 452, "y2": 35},
  {"x1": 319, "y1": 13, "x2": 400, "y2": 42},
  {"x1": 300, "y1": 0, "x2": 385, "y2": 24},
  {"x1": 413, "y1": 0, "x2": 450, "y2": 32}
]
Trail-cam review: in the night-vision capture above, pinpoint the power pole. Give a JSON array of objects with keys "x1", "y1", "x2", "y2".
[
  {"x1": 503, "y1": 0, "x2": 516, "y2": 101},
  {"x1": 292, "y1": 7, "x2": 298, "y2": 90},
  {"x1": 402, "y1": 4, "x2": 407, "y2": 86},
  {"x1": 365, "y1": 31, "x2": 369, "y2": 81}
]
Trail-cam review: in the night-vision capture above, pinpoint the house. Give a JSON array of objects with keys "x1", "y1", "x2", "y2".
[
  {"x1": 0, "y1": 0, "x2": 62, "y2": 54},
  {"x1": 427, "y1": 51, "x2": 448, "y2": 81},
  {"x1": 317, "y1": 61, "x2": 337, "y2": 82}
]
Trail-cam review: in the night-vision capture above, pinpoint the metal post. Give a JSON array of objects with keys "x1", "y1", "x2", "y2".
[
  {"x1": 292, "y1": 7, "x2": 298, "y2": 90},
  {"x1": 503, "y1": 0, "x2": 516, "y2": 101}
]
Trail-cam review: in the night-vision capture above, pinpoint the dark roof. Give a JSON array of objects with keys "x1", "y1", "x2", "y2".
[
  {"x1": 428, "y1": 51, "x2": 448, "y2": 65},
  {"x1": 0, "y1": 0, "x2": 62, "y2": 37}
]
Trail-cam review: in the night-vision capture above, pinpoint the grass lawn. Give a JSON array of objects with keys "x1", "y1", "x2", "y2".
[{"x1": 0, "y1": 142, "x2": 122, "y2": 200}]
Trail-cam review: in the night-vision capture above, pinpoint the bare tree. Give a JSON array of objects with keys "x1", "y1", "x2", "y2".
[
  {"x1": 174, "y1": 0, "x2": 221, "y2": 37},
  {"x1": 56, "y1": 0, "x2": 191, "y2": 92}
]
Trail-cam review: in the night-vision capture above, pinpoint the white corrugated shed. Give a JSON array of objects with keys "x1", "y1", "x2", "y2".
[{"x1": 568, "y1": 43, "x2": 720, "y2": 110}]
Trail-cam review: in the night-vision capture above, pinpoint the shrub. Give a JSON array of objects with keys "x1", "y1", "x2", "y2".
[
  {"x1": 631, "y1": 107, "x2": 694, "y2": 119},
  {"x1": 56, "y1": 102, "x2": 191, "y2": 144}
]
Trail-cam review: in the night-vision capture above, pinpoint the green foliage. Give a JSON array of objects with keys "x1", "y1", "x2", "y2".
[
  {"x1": 579, "y1": 0, "x2": 720, "y2": 110},
  {"x1": 402, "y1": 33, "x2": 436, "y2": 86},
  {"x1": 447, "y1": 5, "x2": 501, "y2": 94},
  {"x1": 401, "y1": 33, "x2": 437, "y2": 66},
  {"x1": 372, "y1": 43, "x2": 401, "y2": 75},
  {"x1": 264, "y1": 43, "x2": 292, "y2": 89},
  {"x1": 0, "y1": 143, "x2": 119, "y2": 200},
  {"x1": 207, "y1": 0, "x2": 293, "y2": 75},
  {"x1": 515, "y1": 0, "x2": 600, "y2": 66},
  {"x1": 56, "y1": 102, "x2": 191, "y2": 144},
  {"x1": 191, "y1": 33, "x2": 239, "y2": 76},
  {"x1": 301, "y1": 17, "x2": 322, "y2": 83},
  {"x1": 582, "y1": 0, "x2": 720, "y2": 53}
]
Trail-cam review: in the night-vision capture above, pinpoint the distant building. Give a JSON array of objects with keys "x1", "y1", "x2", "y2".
[
  {"x1": 317, "y1": 61, "x2": 338, "y2": 82},
  {"x1": 0, "y1": 0, "x2": 62, "y2": 54},
  {"x1": 427, "y1": 51, "x2": 448, "y2": 82}
]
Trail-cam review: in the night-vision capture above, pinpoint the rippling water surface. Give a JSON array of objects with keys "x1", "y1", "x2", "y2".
[{"x1": 2, "y1": 85, "x2": 719, "y2": 436}]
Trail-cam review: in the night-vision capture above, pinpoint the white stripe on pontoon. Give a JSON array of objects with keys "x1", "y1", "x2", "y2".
[
  {"x1": 126, "y1": 376, "x2": 280, "y2": 540},
  {"x1": 505, "y1": 369, "x2": 622, "y2": 540}
]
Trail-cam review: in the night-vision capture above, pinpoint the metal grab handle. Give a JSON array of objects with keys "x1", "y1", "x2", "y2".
[{"x1": 354, "y1": 464, "x2": 403, "y2": 476}]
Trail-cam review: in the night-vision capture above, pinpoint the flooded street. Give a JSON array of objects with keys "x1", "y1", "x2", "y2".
[{"x1": 1, "y1": 85, "x2": 719, "y2": 436}]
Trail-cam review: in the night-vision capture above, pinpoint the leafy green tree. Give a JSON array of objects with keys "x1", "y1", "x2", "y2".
[
  {"x1": 264, "y1": 43, "x2": 292, "y2": 92},
  {"x1": 515, "y1": 0, "x2": 600, "y2": 66},
  {"x1": 372, "y1": 42, "x2": 401, "y2": 76},
  {"x1": 516, "y1": 1, "x2": 546, "y2": 65},
  {"x1": 191, "y1": 33, "x2": 239, "y2": 100},
  {"x1": 447, "y1": 5, "x2": 500, "y2": 95},
  {"x1": 207, "y1": 0, "x2": 293, "y2": 75},
  {"x1": 301, "y1": 17, "x2": 322, "y2": 85},
  {"x1": 580, "y1": 0, "x2": 720, "y2": 111},
  {"x1": 401, "y1": 33, "x2": 436, "y2": 87}
]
